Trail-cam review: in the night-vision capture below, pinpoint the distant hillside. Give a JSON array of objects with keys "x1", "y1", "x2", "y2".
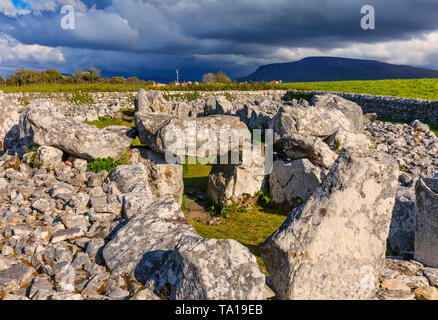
[{"x1": 239, "y1": 57, "x2": 438, "y2": 83}]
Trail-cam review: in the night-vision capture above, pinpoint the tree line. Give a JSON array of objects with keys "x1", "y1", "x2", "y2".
[
  {"x1": 0, "y1": 68, "x2": 234, "y2": 86},
  {"x1": 0, "y1": 68, "x2": 147, "y2": 86}
]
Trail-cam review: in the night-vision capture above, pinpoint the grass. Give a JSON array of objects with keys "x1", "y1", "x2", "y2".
[
  {"x1": 4, "y1": 78, "x2": 438, "y2": 100},
  {"x1": 182, "y1": 160, "x2": 288, "y2": 274},
  {"x1": 85, "y1": 108, "x2": 135, "y2": 128}
]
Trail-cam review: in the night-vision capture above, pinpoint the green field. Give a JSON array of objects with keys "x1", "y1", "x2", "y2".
[{"x1": 3, "y1": 78, "x2": 438, "y2": 100}]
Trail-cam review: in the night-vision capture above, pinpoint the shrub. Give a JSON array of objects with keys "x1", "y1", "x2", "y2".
[
  {"x1": 87, "y1": 157, "x2": 122, "y2": 173},
  {"x1": 23, "y1": 145, "x2": 43, "y2": 168},
  {"x1": 220, "y1": 203, "x2": 247, "y2": 218},
  {"x1": 255, "y1": 188, "x2": 272, "y2": 206},
  {"x1": 181, "y1": 195, "x2": 189, "y2": 211}
]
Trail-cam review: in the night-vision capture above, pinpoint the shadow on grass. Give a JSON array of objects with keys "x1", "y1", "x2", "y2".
[{"x1": 183, "y1": 176, "x2": 209, "y2": 190}]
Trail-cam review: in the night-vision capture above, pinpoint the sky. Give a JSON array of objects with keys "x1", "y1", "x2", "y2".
[{"x1": 1, "y1": 0, "x2": 438, "y2": 81}]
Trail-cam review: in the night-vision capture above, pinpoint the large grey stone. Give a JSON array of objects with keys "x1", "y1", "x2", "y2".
[
  {"x1": 0, "y1": 93, "x2": 20, "y2": 151},
  {"x1": 36, "y1": 146, "x2": 63, "y2": 169},
  {"x1": 135, "y1": 114, "x2": 250, "y2": 157},
  {"x1": 207, "y1": 149, "x2": 268, "y2": 207},
  {"x1": 19, "y1": 100, "x2": 134, "y2": 161},
  {"x1": 388, "y1": 186, "x2": 416, "y2": 256},
  {"x1": 204, "y1": 96, "x2": 234, "y2": 115},
  {"x1": 156, "y1": 236, "x2": 265, "y2": 300},
  {"x1": 271, "y1": 94, "x2": 364, "y2": 142},
  {"x1": 269, "y1": 158, "x2": 325, "y2": 210},
  {"x1": 135, "y1": 89, "x2": 172, "y2": 114},
  {"x1": 415, "y1": 177, "x2": 438, "y2": 267},
  {"x1": 131, "y1": 148, "x2": 184, "y2": 206},
  {"x1": 276, "y1": 133, "x2": 339, "y2": 169},
  {"x1": 261, "y1": 150, "x2": 399, "y2": 300},
  {"x1": 109, "y1": 163, "x2": 153, "y2": 194},
  {"x1": 102, "y1": 199, "x2": 200, "y2": 283}
]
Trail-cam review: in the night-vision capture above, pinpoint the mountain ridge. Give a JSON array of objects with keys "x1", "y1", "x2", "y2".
[{"x1": 238, "y1": 57, "x2": 438, "y2": 83}]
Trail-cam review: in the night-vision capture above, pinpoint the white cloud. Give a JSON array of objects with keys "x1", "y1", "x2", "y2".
[
  {"x1": 0, "y1": 33, "x2": 65, "y2": 64},
  {"x1": 269, "y1": 31, "x2": 438, "y2": 67},
  {"x1": 0, "y1": 0, "x2": 30, "y2": 17},
  {"x1": 26, "y1": 0, "x2": 88, "y2": 13}
]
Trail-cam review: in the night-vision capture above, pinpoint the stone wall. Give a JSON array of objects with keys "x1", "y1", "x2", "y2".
[
  {"x1": 4, "y1": 90, "x2": 438, "y2": 125},
  {"x1": 289, "y1": 90, "x2": 438, "y2": 125}
]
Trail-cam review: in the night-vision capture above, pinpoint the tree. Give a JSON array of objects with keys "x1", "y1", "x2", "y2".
[
  {"x1": 0, "y1": 77, "x2": 5, "y2": 86},
  {"x1": 126, "y1": 77, "x2": 140, "y2": 85},
  {"x1": 111, "y1": 77, "x2": 125, "y2": 85},
  {"x1": 202, "y1": 71, "x2": 232, "y2": 83},
  {"x1": 202, "y1": 73, "x2": 216, "y2": 84},
  {"x1": 44, "y1": 69, "x2": 62, "y2": 84},
  {"x1": 215, "y1": 71, "x2": 232, "y2": 83}
]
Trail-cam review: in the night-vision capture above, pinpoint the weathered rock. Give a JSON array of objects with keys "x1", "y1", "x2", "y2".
[
  {"x1": 381, "y1": 279, "x2": 411, "y2": 292},
  {"x1": 276, "y1": 133, "x2": 338, "y2": 169},
  {"x1": 387, "y1": 186, "x2": 416, "y2": 256},
  {"x1": 36, "y1": 146, "x2": 63, "y2": 169},
  {"x1": 130, "y1": 288, "x2": 161, "y2": 300},
  {"x1": 422, "y1": 268, "x2": 438, "y2": 287},
  {"x1": 156, "y1": 236, "x2": 265, "y2": 300},
  {"x1": 204, "y1": 96, "x2": 234, "y2": 115},
  {"x1": 271, "y1": 94, "x2": 364, "y2": 142},
  {"x1": 50, "y1": 228, "x2": 83, "y2": 244},
  {"x1": 133, "y1": 148, "x2": 184, "y2": 206},
  {"x1": 135, "y1": 89, "x2": 172, "y2": 114},
  {"x1": 109, "y1": 163, "x2": 153, "y2": 195},
  {"x1": 269, "y1": 158, "x2": 325, "y2": 210},
  {"x1": 0, "y1": 93, "x2": 20, "y2": 151},
  {"x1": 0, "y1": 263, "x2": 34, "y2": 290},
  {"x1": 207, "y1": 149, "x2": 268, "y2": 207},
  {"x1": 415, "y1": 286, "x2": 438, "y2": 300},
  {"x1": 19, "y1": 100, "x2": 134, "y2": 161},
  {"x1": 261, "y1": 150, "x2": 399, "y2": 300},
  {"x1": 136, "y1": 113, "x2": 250, "y2": 157},
  {"x1": 102, "y1": 199, "x2": 200, "y2": 283},
  {"x1": 326, "y1": 129, "x2": 373, "y2": 152},
  {"x1": 415, "y1": 177, "x2": 438, "y2": 267},
  {"x1": 311, "y1": 94, "x2": 365, "y2": 133}
]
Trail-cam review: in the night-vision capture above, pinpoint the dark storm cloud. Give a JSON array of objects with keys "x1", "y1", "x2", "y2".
[{"x1": 1, "y1": 0, "x2": 438, "y2": 80}]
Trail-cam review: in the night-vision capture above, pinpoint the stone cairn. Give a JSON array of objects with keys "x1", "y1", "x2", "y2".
[{"x1": 0, "y1": 88, "x2": 436, "y2": 300}]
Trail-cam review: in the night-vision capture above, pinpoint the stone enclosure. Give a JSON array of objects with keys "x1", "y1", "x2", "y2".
[{"x1": 0, "y1": 88, "x2": 437, "y2": 300}]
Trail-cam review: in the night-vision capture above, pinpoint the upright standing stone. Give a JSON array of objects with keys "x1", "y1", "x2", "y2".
[
  {"x1": 261, "y1": 150, "x2": 399, "y2": 300},
  {"x1": 415, "y1": 177, "x2": 438, "y2": 267}
]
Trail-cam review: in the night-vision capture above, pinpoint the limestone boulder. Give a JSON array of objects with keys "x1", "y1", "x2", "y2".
[
  {"x1": 132, "y1": 148, "x2": 184, "y2": 206},
  {"x1": 277, "y1": 133, "x2": 338, "y2": 169},
  {"x1": 19, "y1": 100, "x2": 134, "y2": 161},
  {"x1": 109, "y1": 163, "x2": 153, "y2": 195},
  {"x1": 136, "y1": 113, "x2": 250, "y2": 158},
  {"x1": 102, "y1": 199, "x2": 200, "y2": 283},
  {"x1": 387, "y1": 186, "x2": 416, "y2": 256},
  {"x1": 135, "y1": 89, "x2": 172, "y2": 114},
  {"x1": 271, "y1": 94, "x2": 364, "y2": 143},
  {"x1": 415, "y1": 177, "x2": 438, "y2": 267},
  {"x1": 155, "y1": 236, "x2": 265, "y2": 300},
  {"x1": 261, "y1": 149, "x2": 399, "y2": 300},
  {"x1": 204, "y1": 96, "x2": 234, "y2": 115},
  {"x1": 207, "y1": 149, "x2": 268, "y2": 207},
  {"x1": 0, "y1": 93, "x2": 20, "y2": 151},
  {"x1": 269, "y1": 158, "x2": 325, "y2": 210},
  {"x1": 36, "y1": 146, "x2": 64, "y2": 170},
  {"x1": 311, "y1": 94, "x2": 365, "y2": 134},
  {"x1": 326, "y1": 128, "x2": 373, "y2": 152}
]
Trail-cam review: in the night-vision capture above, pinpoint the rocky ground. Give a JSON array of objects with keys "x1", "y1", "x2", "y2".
[{"x1": 0, "y1": 89, "x2": 437, "y2": 300}]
